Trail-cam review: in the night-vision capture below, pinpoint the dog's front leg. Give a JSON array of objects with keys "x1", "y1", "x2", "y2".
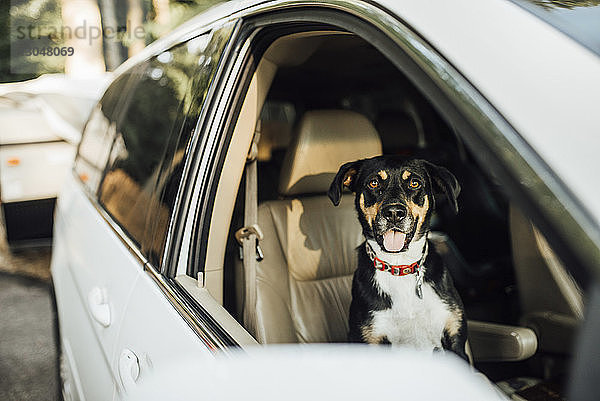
[{"x1": 442, "y1": 318, "x2": 469, "y2": 361}]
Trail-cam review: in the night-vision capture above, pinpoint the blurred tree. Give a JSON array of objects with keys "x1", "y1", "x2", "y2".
[
  {"x1": 152, "y1": 0, "x2": 170, "y2": 37},
  {"x1": 98, "y1": 0, "x2": 122, "y2": 69},
  {"x1": 61, "y1": 0, "x2": 106, "y2": 76},
  {"x1": 2, "y1": 0, "x2": 65, "y2": 82},
  {"x1": 126, "y1": 0, "x2": 144, "y2": 57},
  {"x1": 1, "y1": 0, "x2": 226, "y2": 82}
]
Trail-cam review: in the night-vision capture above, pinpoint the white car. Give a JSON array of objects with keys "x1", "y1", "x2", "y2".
[{"x1": 51, "y1": 1, "x2": 600, "y2": 400}]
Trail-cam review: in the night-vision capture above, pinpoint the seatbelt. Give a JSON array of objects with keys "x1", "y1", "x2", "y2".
[{"x1": 234, "y1": 121, "x2": 263, "y2": 337}]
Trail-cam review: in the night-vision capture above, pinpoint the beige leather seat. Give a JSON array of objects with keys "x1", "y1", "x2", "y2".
[
  {"x1": 510, "y1": 206, "x2": 584, "y2": 354},
  {"x1": 234, "y1": 111, "x2": 541, "y2": 362},
  {"x1": 236, "y1": 109, "x2": 382, "y2": 343}
]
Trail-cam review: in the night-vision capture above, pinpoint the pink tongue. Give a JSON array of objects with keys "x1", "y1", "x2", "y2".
[{"x1": 383, "y1": 230, "x2": 406, "y2": 252}]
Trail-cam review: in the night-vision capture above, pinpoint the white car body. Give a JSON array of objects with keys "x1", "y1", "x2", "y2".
[{"x1": 51, "y1": 1, "x2": 600, "y2": 400}]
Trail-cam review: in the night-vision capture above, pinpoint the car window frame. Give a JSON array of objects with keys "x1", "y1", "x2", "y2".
[
  {"x1": 186, "y1": 5, "x2": 599, "y2": 290},
  {"x1": 141, "y1": 19, "x2": 244, "y2": 349},
  {"x1": 149, "y1": 1, "x2": 600, "y2": 352},
  {"x1": 155, "y1": 21, "x2": 241, "y2": 279},
  {"x1": 69, "y1": 17, "x2": 243, "y2": 349},
  {"x1": 84, "y1": 42, "x2": 209, "y2": 258}
]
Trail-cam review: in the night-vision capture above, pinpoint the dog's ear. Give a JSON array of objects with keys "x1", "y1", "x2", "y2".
[
  {"x1": 423, "y1": 160, "x2": 460, "y2": 214},
  {"x1": 328, "y1": 160, "x2": 362, "y2": 206}
]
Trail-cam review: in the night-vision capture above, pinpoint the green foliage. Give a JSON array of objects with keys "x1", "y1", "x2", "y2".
[
  {"x1": 2, "y1": 0, "x2": 64, "y2": 83},
  {"x1": 1, "y1": 0, "x2": 227, "y2": 83},
  {"x1": 100, "y1": 0, "x2": 226, "y2": 62}
]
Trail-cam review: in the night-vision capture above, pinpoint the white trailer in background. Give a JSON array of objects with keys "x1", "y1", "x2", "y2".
[{"x1": 0, "y1": 74, "x2": 109, "y2": 246}]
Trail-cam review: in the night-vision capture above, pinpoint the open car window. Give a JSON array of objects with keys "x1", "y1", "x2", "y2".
[{"x1": 158, "y1": 6, "x2": 596, "y2": 399}]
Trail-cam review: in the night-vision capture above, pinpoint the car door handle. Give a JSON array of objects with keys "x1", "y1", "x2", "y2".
[
  {"x1": 118, "y1": 349, "x2": 140, "y2": 393},
  {"x1": 87, "y1": 287, "x2": 111, "y2": 327}
]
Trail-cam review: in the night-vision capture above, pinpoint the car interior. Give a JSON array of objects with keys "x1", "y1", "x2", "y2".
[{"x1": 196, "y1": 29, "x2": 584, "y2": 399}]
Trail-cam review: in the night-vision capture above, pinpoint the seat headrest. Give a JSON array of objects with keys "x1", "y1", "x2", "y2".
[{"x1": 278, "y1": 110, "x2": 382, "y2": 196}]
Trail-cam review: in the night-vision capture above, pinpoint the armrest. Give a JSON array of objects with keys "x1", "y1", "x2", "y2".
[
  {"x1": 521, "y1": 311, "x2": 579, "y2": 354},
  {"x1": 468, "y1": 320, "x2": 538, "y2": 362}
]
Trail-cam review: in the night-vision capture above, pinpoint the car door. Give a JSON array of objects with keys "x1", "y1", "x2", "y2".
[
  {"x1": 109, "y1": 21, "x2": 259, "y2": 400},
  {"x1": 52, "y1": 69, "x2": 141, "y2": 401},
  {"x1": 54, "y1": 26, "x2": 235, "y2": 400}
]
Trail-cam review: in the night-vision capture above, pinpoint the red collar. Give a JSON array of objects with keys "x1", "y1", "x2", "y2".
[{"x1": 365, "y1": 242, "x2": 425, "y2": 277}]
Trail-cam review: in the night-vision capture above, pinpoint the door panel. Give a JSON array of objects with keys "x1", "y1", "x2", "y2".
[
  {"x1": 63, "y1": 176, "x2": 140, "y2": 354},
  {"x1": 109, "y1": 21, "x2": 240, "y2": 398},
  {"x1": 53, "y1": 175, "x2": 139, "y2": 400},
  {"x1": 112, "y1": 272, "x2": 213, "y2": 399},
  {"x1": 53, "y1": 263, "x2": 115, "y2": 401}
]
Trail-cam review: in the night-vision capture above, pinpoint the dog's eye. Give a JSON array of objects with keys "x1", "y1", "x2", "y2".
[
  {"x1": 409, "y1": 179, "x2": 421, "y2": 189},
  {"x1": 368, "y1": 179, "x2": 379, "y2": 189}
]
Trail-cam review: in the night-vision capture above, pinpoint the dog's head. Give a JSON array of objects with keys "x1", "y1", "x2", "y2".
[{"x1": 328, "y1": 157, "x2": 460, "y2": 252}]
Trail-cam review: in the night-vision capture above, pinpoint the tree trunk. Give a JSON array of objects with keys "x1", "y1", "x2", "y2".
[
  {"x1": 127, "y1": 0, "x2": 145, "y2": 57},
  {"x1": 60, "y1": 0, "x2": 106, "y2": 76},
  {"x1": 152, "y1": 0, "x2": 171, "y2": 37},
  {"x1": 98, "y1": 0, "x2": 122, "y2": 70}
]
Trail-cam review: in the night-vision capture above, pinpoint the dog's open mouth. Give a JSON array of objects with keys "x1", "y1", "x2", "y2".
[{"x1": 382, "y1": 229, "x2": 406, "y2": 252}]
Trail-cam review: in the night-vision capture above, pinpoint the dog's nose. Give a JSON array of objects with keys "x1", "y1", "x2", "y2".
[{"x1": 382, "y1": 204, "x2": 406, "y2": 222}]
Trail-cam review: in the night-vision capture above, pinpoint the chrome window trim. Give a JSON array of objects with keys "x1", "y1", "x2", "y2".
[
  {"x1": 144, "y1": 263, "x2": 238, "y2": 351},
  {"x1": 138, "y1": 22, "x2": 254, "y2": 349},
  {"x1": 181, "y1": 29, "x2": 257, "y2": 277},
  {"x1": 161, "y1": 20, "x2": 242, "y2": 277}
]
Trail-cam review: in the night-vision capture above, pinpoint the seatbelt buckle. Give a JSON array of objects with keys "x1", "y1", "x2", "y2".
[
  {"x1": 255, "y1": 240, "x2": 264, "y2": 261},
  {"x1": 237, "y1": 240, "x2": 264, "y2": 262},
  {"x1": 235, "y1": 224, "x2": 264, "y2": 261},
  {"x1": 235, "y1": 224, "x2": 264, "y2": 243}
]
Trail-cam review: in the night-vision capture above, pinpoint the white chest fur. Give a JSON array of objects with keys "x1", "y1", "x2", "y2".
[{"x1": 367, "y1": 238, "x2": 451, "y2": 350}]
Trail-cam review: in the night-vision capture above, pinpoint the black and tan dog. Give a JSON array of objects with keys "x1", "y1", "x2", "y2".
[{"x1": 328, "y1": 156, "x2": 468, "y2": 360}]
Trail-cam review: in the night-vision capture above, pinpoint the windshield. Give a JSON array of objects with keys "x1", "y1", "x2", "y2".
[{"x1": 509, "y1": 0, "x2": 600, "y2": 57}]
